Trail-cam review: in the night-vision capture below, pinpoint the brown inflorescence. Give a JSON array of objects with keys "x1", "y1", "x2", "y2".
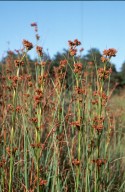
[
  {"x1": 68, "y1": 40, "x2": 75, "y2": 47},
  {"x1": 7, "y1": 104, "x2": 14, "y2": 112},
  {"x1": 7, "y1": 50, "x2": 14, "y2": 55},
  {"x1": 16, "y1": 105, "x2": 22, "y2": 113},
  {"x1": 54, "y1": 66, "x2": 66, "y2": 81},
  {"x1": 60, "y1": 59, "x2": 68, "y2": 68},
  {"x1": 23, "y1": 39, "x2": 33, "y2": 51},
  {"x1": 36, "y1": 34, "x2": 40, "y2": 40},
  {"x1": 74, "y1": 39, "x2": 81, "y2": 46},
  {"x1": 72, "y1": 159, "x2": 80, "y2": 166},
  {"x1": 41, "y1": 61, "x2": 47, "y2": 66},
  {"x1": 36, "y1": 46, "x2": 43, "y2": 57},
  {"x1": 74, "y1": 86, "x2": 86, "y2": 94},
  {"x1": 6, "y1": 147, "x2": 18, "y2": 156},
  {"x1": 31, "y1": 22, "x2": 37, "y2": 27},
  {"x1": 101, "y1": 56, "x2": 108, "y2": 63},
  {"x1": 70, "y1": 120, "x2": 81, "y2": 130},
  {"x1": 26, "y1": 75, "x2": 32, "y2": 81},
  {"x1": 31, "y1": 22, "x2": 38, "y2": 32},
  {"x1": 74, "y1": 62, "x2": 82, "y2": 74},
  {"x1": 14, "y1": 60, "x2": 24, "y2": 67},
  {"x1": 92, "y1": 116, "x2": 104, "y2": 132},
  {"x1": 103, "y1": 48, "x2": 117, "y2": 57},
  {"x1": 68, "y1": 39, "x2": 81, "y2": 47},
  {"x1": 92, "y1": 158, "x2": 107, "y2": 167},
  {"x1": 34, "y1": 89, "x2": 43, "y2": 105},
  {"x1": 30, "y1": 117, "x2": 38, "y2": 124},
  {"x1": 68, "y1": 39, "x2": 81, "y2": 56},
  {"x1": 35, "y1": 89, "x2": 43, "y2": 95},
  {"x1": 69, "y1": 48, "x2": 77, "y2": 56},
  {"x1": 7, "y1": 75, "x2": 20, "y2": 89},
  {"x1": 91, "y1": 99, "x2": 98, "y2": 105},
  {"x1": 0, "y1": 158, "x2": 6, "y2": 168},
  {"x1": 88, "y1": 61, "x2": 94, "y2": 66},
  {"x1": 92, "y1": 90, "x2": 108, "y2": 106},
  {"x1": 28, "y1": 81, "x2": 33, "y2": 87},
  {"x1": 98, "y1": 67, "x2": 112, "y2": 79},
  {"x1": 30, "y1": 143, "x2": 42, "y2": 148},
  {"x1": 39, "y1": 179, "x2": 47, "y2": 186}
]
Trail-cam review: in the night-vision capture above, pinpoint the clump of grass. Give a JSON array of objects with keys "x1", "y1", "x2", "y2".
[{"x1": 0, "y1": 23, "x2": 125, "y2": 192}]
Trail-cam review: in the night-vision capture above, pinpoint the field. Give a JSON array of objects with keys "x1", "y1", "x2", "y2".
[{"x1": 0, "y1": 29, "x2": 125, "y2": 192}]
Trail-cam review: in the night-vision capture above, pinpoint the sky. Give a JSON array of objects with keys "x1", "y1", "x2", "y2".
[{"x1": 0, "y1": 1, "x2": 125, "y2": 71}]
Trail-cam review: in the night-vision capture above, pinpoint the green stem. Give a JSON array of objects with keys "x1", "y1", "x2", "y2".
[{"x1": 9, "y1": 127, "x2": 14, "y2": 192}]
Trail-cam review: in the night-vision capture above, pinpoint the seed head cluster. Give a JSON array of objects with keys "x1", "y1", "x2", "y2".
[
  {"x1": 23, "y1": 39, "x2": 33, "y2": 50},
  {"x1": 103, "y1": 48, "x2": 117, "y2": 57}
]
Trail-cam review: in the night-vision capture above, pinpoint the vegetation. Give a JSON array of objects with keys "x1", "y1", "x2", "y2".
[{"x1": 0, "y1": 23, "x2": 125, "y2": 192}]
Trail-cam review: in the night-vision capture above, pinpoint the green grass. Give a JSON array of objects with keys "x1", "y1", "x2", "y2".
[{"x1": 0, "y1": 38, "x2": 125, "y2": 192}]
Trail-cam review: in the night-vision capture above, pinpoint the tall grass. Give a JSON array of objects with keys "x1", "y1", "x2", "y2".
[{"x1": 0, "y1": 26, "x2": 125, "y2": 192}]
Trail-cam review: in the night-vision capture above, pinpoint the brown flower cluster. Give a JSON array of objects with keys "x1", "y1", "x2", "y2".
[
  {"x1": 54, "y1": 66, "x2": 66, "y2": 81},
  {"x1": 103, "y1": 48, "x2": 117, "y2": 57},
  {"x1": 101, "y1": 92, "x2": 108, "y2": 106},
  {"x1": 0, "y1": 158, "x2": 6, "y2": 168},
  {"x1": 69, "y1": 48, "x2": 77, "y2": 56},
  {"x1": 92, "y1": 91, "x2": 108, "y2": 106},
  {"x1": 39, "y1": 179, "x2": 47, "y2": 186},
  {"x1": 36, "y1": 46, "x2": 43, "y2": 57},
  {"x1": 91, "y1": 99, "x2": 98, "y2": 105},
  {"x1": 34, "y1": 89, "x2": 43, "y2": 105},
  {"x1": 75, "y1": 86, "x2": 86, "y2": 95},
  {"x1": 23, "y1": 39, "x2": 33, "y2": 51},
  {"x1": 98, "y1": 67, "x2": 112, "y2": 79},
  {"x1": 28, "y1": 81, "x2": 33, "y2": 87},
  {"x1": 92, "y1": 158, "x2": 107, "y2": 167},
  {"x1": 6, "y1": 147, "x2": 18, "y2": 156},
  {"x1": 7, "y1": 50, "x2": 14, "y2": 55},
  {"x1": 72, "y1": 159, "x2": 80, "y2": 166},
  {"x1": 60, "y1": 59, "x2": 68, "y2": 68},
  {"x1": 92, "y1": 116, "x2": 104, "y2": 132},
  {"x1": 68, "y1": 39, "x2": 81, "y2": 56},
  {"x1": 41, "y1": 61, "x2": 47, "y2": 66},
  {"x1": 31, "y1": 22, "x2": 37, "y2": 27},
  {"x1": 6, "y1": 69, "x2": 12, "y2": 74},
  {"x1": 26, "y1": 75, "x2": 32, "y2": 81},
  {"x1": 31, "y1": 142, "x2": 42, "y2": 148},
  {"x1": 31, "y1": 22, "x2": 40, "y2": 41},
  {"x1": 70, "y1": 120, "x2": 81, "y2": 130},
  {"x1": 36, "y1": 34, "x2": 40, "y2": 40},
  {"x1": 14, "y1": 59, "x2": 24, "y2": 67},
  {"x1": 38, "y1": 73, "x2": 48, "y2": 84},
  {"x1": 31, "y1": 22, "x2": 38, "y2": 32},
  {"x1": 101, "y1": 56, "x2": 108, "y2": 63},
  {"x1": 74, "y1": 62, "x2": 82, "y2": 73},
  {"x1": 88, "y1": 61, "x2": 94, "y2": 66},
  {"x1": 8, "y1": 75, "x2": 19, "y2": 88},
  {"x1": 30, "y1": 117, "x2": 38, "y2": 124},
  {"x1": 68, "y1": 39, "x2": 81, "y2": 47},
  {"x1": 16, "y1": 105, "x2": 22, "y2": 113},
  {"x1": 7, "y1": 104, "x2": 14, "y2": 112}
]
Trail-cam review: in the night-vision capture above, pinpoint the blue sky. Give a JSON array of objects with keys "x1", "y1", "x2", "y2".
[{"x1": 0, "y1": 1, "x2": 125, "y2": 71}]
